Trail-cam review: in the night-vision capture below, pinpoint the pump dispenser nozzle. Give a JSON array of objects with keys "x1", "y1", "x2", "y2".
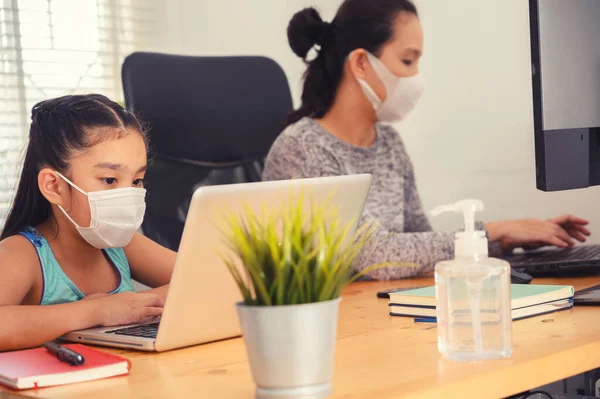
[{"x1": 431, "y1": 199, "x2": 488, "y2": 258}]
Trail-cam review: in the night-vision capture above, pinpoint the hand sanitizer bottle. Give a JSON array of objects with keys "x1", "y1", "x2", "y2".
[{"x1": 431, "y1": 199, "x2": 512, "y2": 361}]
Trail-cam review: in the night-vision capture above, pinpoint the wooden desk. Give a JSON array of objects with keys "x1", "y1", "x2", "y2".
[{"x1": 5, "y1": 276, "x2": 600, "y2": 399}]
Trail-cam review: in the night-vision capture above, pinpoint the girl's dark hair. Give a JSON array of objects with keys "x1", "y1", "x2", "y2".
[
  {"x1": 286, "y1": 0, "x2": 418, "y2": 125},
  {"x1": 0, "y1": 94, "x2": 146, "y2": 240}
]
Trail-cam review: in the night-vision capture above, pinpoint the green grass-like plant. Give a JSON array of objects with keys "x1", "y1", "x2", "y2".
[{"x1": 218, "y1": 192, "x2": 415, "y2": 306}]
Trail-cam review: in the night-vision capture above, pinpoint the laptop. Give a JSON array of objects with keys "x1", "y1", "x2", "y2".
[
  {"x1": 60, "y1": 174, "x2": 373, "y2": 351},
  {"x1": 503, "y1": 245, "x2": 600, "y2": 277}
]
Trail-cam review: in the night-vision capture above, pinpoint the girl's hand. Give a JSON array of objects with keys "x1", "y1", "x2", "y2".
[
  {"x1": 92, "y1": 292, "x2": 164, "y2": 327},
  {"x1": 486, "y1": 215, "x2": 591, "y2": 251},
  {"x1": 82, "y1": 293, "x2": 109, "y2": 301}
]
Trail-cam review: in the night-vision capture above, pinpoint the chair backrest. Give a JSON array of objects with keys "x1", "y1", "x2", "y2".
[{"x1": 122, "y1": 52, "x2": 293, "y2": 250}]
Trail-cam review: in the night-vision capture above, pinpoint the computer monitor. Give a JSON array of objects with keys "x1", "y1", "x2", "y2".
[{"x1": 529, "y1": 0, "x2": 600, "y2": 191}]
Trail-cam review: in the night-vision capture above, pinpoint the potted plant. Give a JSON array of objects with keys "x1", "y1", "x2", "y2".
[{"x1": 219, "y1": 193, "x2": 411, "y2": 399}]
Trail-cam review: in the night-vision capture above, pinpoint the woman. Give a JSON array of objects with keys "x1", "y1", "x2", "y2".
[{"x1": 263, "y1": 0, "x2": 590, "y2": 279}]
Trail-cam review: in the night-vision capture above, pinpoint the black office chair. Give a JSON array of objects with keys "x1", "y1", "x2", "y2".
[{"x1": 122, "y1": 52, "x2": 293, "y2": 251}]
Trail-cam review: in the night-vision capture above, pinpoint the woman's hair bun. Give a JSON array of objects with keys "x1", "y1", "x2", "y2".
[{"x1": 287, "y1": 7, "x2": 329, "y2": 60}]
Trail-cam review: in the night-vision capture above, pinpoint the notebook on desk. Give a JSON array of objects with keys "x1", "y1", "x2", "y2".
[
  {"x1": 388, "y1": 284, "x2": 574, "y2": 320},
  {"x1": 0, "y1": 344, "x2": 129, "y2": 390}
]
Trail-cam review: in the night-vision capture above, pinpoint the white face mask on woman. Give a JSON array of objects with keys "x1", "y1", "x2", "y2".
[
  {"x1": 55, "y1": 171, "x2": 146, "y2": 249},
  {"x1": 355, "y1": 52, "x2": 424, "y2": 123}
]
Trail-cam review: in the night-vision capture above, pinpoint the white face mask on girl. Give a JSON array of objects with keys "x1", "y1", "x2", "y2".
[
  {"x1": 355, "y1": 52, "x2": 424, "y2": 123},
  {"x1": 55, "y1": 172, "x2": 146, "y2": 249}
]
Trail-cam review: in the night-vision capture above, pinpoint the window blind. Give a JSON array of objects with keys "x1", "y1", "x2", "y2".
[{"x1": 0, "y1": 0, "x2": 161, "y2": 229}]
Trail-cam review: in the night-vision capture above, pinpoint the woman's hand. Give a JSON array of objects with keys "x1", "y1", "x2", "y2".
[
  {"x1": 89, "y1": 292, "x2": 164, "y2": 327},
  {"x1": 486, "y1": 215, "x2": 591, "y2": 251}
]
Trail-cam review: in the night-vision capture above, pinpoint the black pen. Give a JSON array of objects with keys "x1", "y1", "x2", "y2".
[{"x1": 42, "y1": 341, "x2": 85, "y2": 366}]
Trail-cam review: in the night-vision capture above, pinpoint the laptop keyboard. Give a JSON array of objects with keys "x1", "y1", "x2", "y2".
[{"x1": 104, "y1": 322, "x2": 159, "y2": 339}]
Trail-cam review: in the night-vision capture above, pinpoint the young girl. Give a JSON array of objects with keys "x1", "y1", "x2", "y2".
[
  {"x1": 264, "y1": 0, "x2": 591, "y2": 279},
  {"x1": 0, "y1": 94, "x2": 176, "y2": 351}
]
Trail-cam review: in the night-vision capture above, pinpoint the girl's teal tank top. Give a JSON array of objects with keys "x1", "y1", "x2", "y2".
[{"x1": 19, "y1": 227, "x2": 135, "y2": 305}]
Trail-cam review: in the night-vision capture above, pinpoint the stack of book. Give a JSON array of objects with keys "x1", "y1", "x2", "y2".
[{"x1": 388, "y1": 284, "x2": 574, "y2": 321}]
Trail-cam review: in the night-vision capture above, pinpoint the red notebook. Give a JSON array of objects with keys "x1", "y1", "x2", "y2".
[{"x1": 0, "y1": 344, "x2": 131, "y2": 390}]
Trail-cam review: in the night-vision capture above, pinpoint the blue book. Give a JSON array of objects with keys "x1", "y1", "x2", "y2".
[{"x1": 388, "y1": 284, "x2": 574, "y2": 321}]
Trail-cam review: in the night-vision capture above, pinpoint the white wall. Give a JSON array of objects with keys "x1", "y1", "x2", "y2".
[
  {"x1": 158, "y1": 0, "x2": 341, "y2": 103},
  {"x1": 158, "y1": 0, "x2": 600, "y2": 243},
  {"x1": 407, "y1": 0, "x2": 599, "y2": 239}
]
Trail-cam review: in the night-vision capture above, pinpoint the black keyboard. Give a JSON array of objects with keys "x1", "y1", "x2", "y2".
[
  {"x1": 508, "y1": 245, "x2": 600, "y2": 265},
  {"x1": 104, "y1": 322, "x2": 159, "y2": 338},
  {"x1": 566, "y1": 246, "x2": 600, "y2": 260}
]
